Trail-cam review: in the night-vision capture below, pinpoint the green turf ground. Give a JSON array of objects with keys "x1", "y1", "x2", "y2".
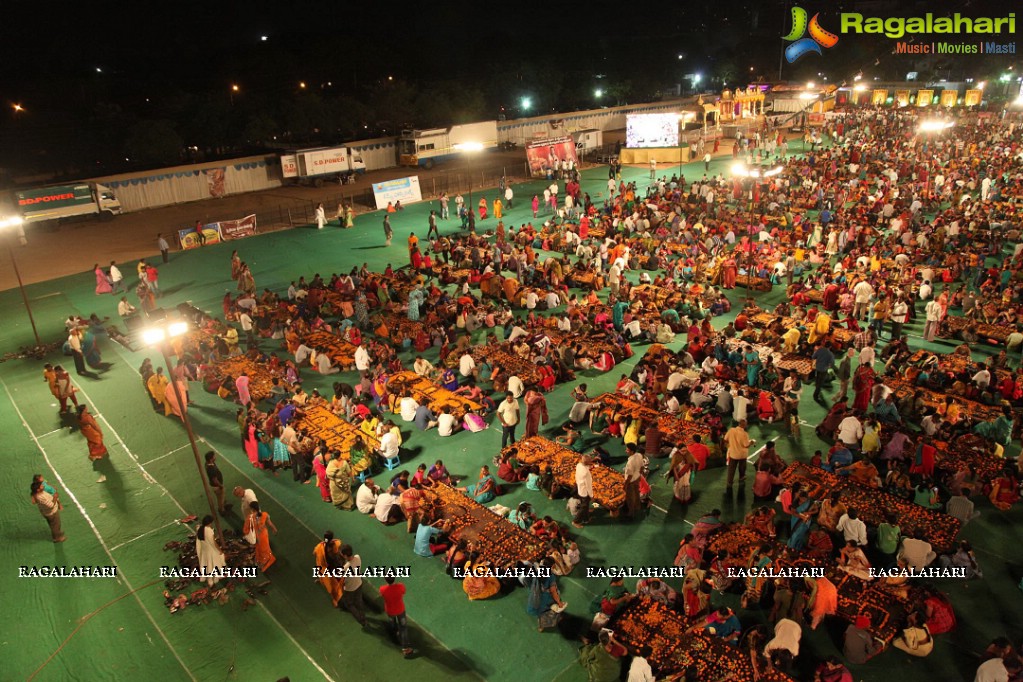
[{"x1": 2, "y1": 143, "x2": 1021, "y2": 682}]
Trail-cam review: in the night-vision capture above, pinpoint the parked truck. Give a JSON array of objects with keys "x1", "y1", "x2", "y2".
[
  {"x1": 280, "y1": 146, "x2": 366, "y2": 187},
  {"x1": 573, "y1": 129, "x2": 603, "y2": 153},
  {"x1": 13, "y1": 183, "x2": 121, "y2": 223},
  {"x1": 398, "y1": 121, "x2": 499, "y2": 169}
]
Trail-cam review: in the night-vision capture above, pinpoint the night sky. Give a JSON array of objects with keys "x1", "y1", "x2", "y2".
[{"x1": 0, "y1": 0, "x2": 1015, "y2": 178}]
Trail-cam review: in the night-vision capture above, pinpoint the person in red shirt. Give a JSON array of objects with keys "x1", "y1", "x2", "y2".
[
  {"x1": 379, "y1": 577, "x2": 414, "y2": 658},
  {"x1": 686, "y1": 435, "x2": 710, "y2": 470}
]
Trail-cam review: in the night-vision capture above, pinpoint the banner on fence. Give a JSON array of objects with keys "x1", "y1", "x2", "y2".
[
  {"x1": 371, "y1": 176, "x2": 422, "y2": 210},
  {"x1": 220, "y1": 214, "x2": 257, "y2": 240},
  {"x1": 178, "y1": 224, "x2": 223, "y2": 250},
  {"x1": 525, "y1": 137, "x2": 578, "y2": 178}
]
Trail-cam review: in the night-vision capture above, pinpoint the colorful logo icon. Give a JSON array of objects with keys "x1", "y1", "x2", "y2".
[{"x1": 783, "y1": 7, "x2": 839, "y2": 63}]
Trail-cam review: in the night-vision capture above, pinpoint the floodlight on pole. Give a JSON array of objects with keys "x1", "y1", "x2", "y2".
[
  {"x1": 798, "y1": 91, "x2": 819, "y2": 100},
  {"x1": 521, "y1": 96, "x2": 532, "y2": 111},
  {"x1": 143, "y1": 319, "x2": 224, "y2": 543}
]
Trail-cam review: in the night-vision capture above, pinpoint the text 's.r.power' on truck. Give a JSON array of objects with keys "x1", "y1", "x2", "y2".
[
  {"x1": 14, "y1": 183, "x2": 122, "y2": 225},
  {"x1": 280, "y1": 147, "x2": 367, "y2": 187}
]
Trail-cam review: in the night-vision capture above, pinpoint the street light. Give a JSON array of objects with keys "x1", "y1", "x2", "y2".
[
  {"x1": 142, "y1": 319, "x2": 224, "y2": 543},
  {"x1": 453, "y1": 141, "x2": 484, "y2": 208},
  {"x1": 12, "y1": 103, "x2": 24, "y2": 112},
  {"x1": 1, "y1": 216, "x2": 40, "y2": 346},
  {"x1": 594, "y1": 89, "x2": 603, "y2": 99},
  {"x1": 521, "y1": 96, "x2": 532, "y2": 111}
]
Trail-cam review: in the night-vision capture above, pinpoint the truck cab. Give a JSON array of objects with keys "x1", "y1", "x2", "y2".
[{"x1": 97, "y1": 187, "x2": 122, "y2": 217}]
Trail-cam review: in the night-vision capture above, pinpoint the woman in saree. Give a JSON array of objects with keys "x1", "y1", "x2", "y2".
[
  {"x1": 462, "y1": 554, "x2": 500, "y2": 600},
  {"x1": 147, "y1": 367, "x2": 172, "y2": 416},
  {"x1": 407, "y1": 286, "x2": 424, "y2": 322},
  {"x1": 257, "y1": 430, "x2": 274, "y2": 469},
  {"x1": 681, "y1": 564, "x2": 709, "y2": 617},
  {"x1": 243, "y1": 501, "x2": 277, "y2": 572},
  {"x1": 526, "y1": 558, "x2": 566, "y2": 632},
  {"x1": 463, "y1": 466, "x2": 497, "y2": 504},
  {"x1": 326, "y1": 450, "x2": 354, "y2": 510},
  {"x1": 195, "y1": 515, "x2": 225, "y2": 586},
  {"x1": 852, "y1": 363, "x2": 875, "y2": 412},
  {"x1": 988, "y1": 470, "x2": 1020, "y2": 511},
  {"x1": 786, "y1": 492, "x2": 816, "y2": 551},
  {"x1": 345, "y1": 205, "x2": 355, "y2": 229},
  {"x1": 164, "y1": 378, "x2": 188, "y2": 421},
  {"x1": 243, "y1": 420, "x2": 261, "y2": 468},
  {"x1": 691, "y1": 510, "x2": 724, "y2": 548},
  {"x1": 427, "y1": 459, "x2": 452, "y2": 485},
  {"x1": 271, "y1": 431, "x2": 290, "y2": 473},
  {"x1": 312, "y1": 443, "x2": 332, "y2": 502},
  {"x1": 742, "y1": 544, "x2": 774, "y2": 608},
  {"x1": 523, "y1": 389, "x2": 549, "y2": 439},
  {"x1": 313, "y1": 530, "x2": 345, "y2": 606},
  {"x1": 670, "y1": 449, "x2": 697, "y2": 504},
  {"x1": 94, "y1": 264, "x2": 112, "y2": 295},
  {"x1": 230, "y1": 250, "x2": 242, "y2": 281},
  {"x1": 77, "y1": 404, "x2": 108, "y2": 461},
  {"x1": 477, "y1": 197, "x2": 488, "y2": 220},
  {"x1": 744, "y1": 346, "x2": 762, "y2": 387},
  {"x1": 81, "y1": 329, "x2": 104, "y2": 369},
  {"x1": 838, "y1": 540, "x2": 873, "y2": 580},
  {"x1": 721, "y1": 256, "x2": 738, "y2": 289}
]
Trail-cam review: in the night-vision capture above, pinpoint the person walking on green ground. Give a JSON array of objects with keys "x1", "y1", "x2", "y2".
[
  {"x1": 379, "y1": 576, "x2": 414, "y2": 658},
  {"x1": 31, "y1": 478, "x2": 65, "y2": 543},
  {"x1": 383, "y1": 215, "x2": 393, "y2": 246},
  {"x1": 339, "y1": 544, "x2": 368, "y2": 627}
]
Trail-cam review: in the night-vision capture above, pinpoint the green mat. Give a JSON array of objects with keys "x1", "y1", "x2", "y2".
[{"x1": 1, "y1": 145, "x2": 1020, "y2": 682}]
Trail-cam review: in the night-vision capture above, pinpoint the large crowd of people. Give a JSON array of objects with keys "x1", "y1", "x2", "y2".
[{"x1": 40, "y1": 103, "x2": 1023, "y2": 681}]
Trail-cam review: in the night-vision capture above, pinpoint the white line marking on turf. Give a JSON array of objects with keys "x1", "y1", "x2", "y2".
[
  {"x1": 202, "y1": 437, "x2": 479, "y2": 676},
  {"x1": 256, "y1": 602, "x2": 335, "y2": 682},
  {"x1": 68, "y1": 384, "x2": 338, "y2": 681},
  {"x1": 38, "y1": 427, "x2": 65, "y2": 438},
  {"x1": 0, "y1": 376, "x2": 196, "y2": 682},
  {"x1": 141, "y1": 443, "x2": 192, "y2": 466},
  {"x1": 109, "y1": 520, "x2": 181, "y2": 552}
]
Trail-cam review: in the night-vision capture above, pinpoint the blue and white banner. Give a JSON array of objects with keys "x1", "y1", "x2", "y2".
[{"x1": 371, "y1": 176, "x2": 423, "y2": 210}]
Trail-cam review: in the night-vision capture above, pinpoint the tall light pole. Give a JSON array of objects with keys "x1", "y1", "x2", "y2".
[
  {"x1": 2, "y1": 217, "x2": 41, "y2": 346},
  {"x1": 142, "y1": 320, "x2": 225, "y2": 542},
  {"x1": 454, "y1": 141, "x2": 484, "y2": 208}
]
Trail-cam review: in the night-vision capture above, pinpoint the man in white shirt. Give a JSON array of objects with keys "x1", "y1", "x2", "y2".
[
  {"x1": 972, "y1": 364, "x2": 991, "y2": 391},
  {"x1": 458, "y1": 352, "x2": 476, "y2": 378},
  {"x1": 666, "y1": 368, "x2": 687, "y2": 393},
  {"x1": 837, "y1": 413, "x2": 864, "y2": 447},
  {"x1": 436, "y1": 408, "x2": 458, "y2": 437},
  {"x1": 507, "y1": 375, "x2": 524, "y2": 399},
  {"x1": 233, "y1": 486, "x2": 258, "y2": 514},
  {"x1": 354, "y1": 345, "x2": 370, "y2": 375},
  {"x1": 399, "y1": 396, "x2": 419, "y2": 422},
  {"x1": 852, "y1": 280, "x2": 874, "y2": 320},
  {"x1": 496, "y1": 392, "x2": 520, "y2": 448},
  {"x1": 117, "y1": 297, "x2": 136, "y2": 318},
  {"x1": 923, "y1": 298, "x2": 942, "y2": 342},
  {"x1": 623, "y1": 444, "x2": 645, "y2": 519},
  {"x1": 373, "y1": 487, "x2": 402, "y2": 525},
  {"x1": 311, "y1": 350, "x2": 338, "y2": 374},
  {"x1": 524, "y1": 290, "x2": 539, "y2": 310},
  {"x1": 544, "y1": 291, "x2": 561, "y2": 310},
  {"x1": 355, "y1": 479, "x2": 379, "y2": 514},
  {"x1": 572, "y1": 455, "x2": 594, "y2": 528},
  {"x1": 338, "y1": 544, "x2": 369, "y2": 626},
  {"x1": 836, "y1": 510, "x2": 867, "y2": 546},
  {"x1": 378, "y1": 429, "x2": 400, "y2": 463},
  {"x1": 412, "y1": 356, "x2": 435, "y2": 377},
  {"x1": 109, "y1": 261, "x2": 123, "y2": 293},
  {"x1": 897, "y1": 534, "x2": 936, "y2": 570},
  {"x1": 295, "y1": 343, "x2": 314, "y2": 366}
]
